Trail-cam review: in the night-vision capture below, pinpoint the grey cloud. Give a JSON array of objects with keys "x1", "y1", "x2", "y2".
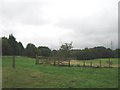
[
  {"x1": 0, "y1": 0, "x2": 118, "y2": 50},
  {"x1": 1, "y1": 29, "x2": 17, "y2": 36},
  {"x1": 56, "y1": 18, "x2": 117, "y2": 36},
  {"x1": 1, "y1": 1, "x2": 49, "y2": 26},
  {"x1": 55, "y1": 12, "x2": 118, "y2": 49}
]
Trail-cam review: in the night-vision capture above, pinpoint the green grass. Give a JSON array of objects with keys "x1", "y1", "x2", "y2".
[{"x1": 2, "y1": 56, "x2": 118, "y2": 88}]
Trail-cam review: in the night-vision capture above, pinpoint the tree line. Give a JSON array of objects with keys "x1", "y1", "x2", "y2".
[{"x1": 2, "y1": 34, "x2": 120, "y2": 60}]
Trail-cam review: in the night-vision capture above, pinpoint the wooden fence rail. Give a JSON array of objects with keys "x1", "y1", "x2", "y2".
[
  {"x1": 35, "y1": 56, "x2": 114, "y2": 68},
  {"x1": 36, "y1": 55, "x2": 71, "y2": 66}
]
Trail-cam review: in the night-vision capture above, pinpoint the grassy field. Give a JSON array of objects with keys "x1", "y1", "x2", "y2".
[{"x1": 2, "y1": 56, "x2": 118, "y2": 88}]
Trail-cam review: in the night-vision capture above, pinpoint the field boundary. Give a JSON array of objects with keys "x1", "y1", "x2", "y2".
[{"x1": 35, "y1": 55, "x2": 119, "y2": 68}]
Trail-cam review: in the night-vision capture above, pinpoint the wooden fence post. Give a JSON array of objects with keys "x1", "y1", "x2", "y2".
[
  {"x1": 13, "y1": 55, "x2": 15, "y2": 68},
  {"x1": 83, "y1": 60, "x2": 85, "y2": 67},
  {"x1": 68, "y1": 59, "x2": 70, "y2": 67},
  {"x1": 36, "y1": 55, "x2": 38, "y2": 64},
  {"x1": 58, "y1": 60, "x2": 60, "y2": 66},
  {"x1": 109, "y1": 58, "x2": 110, "y2": 68},
  {"x1": 54, "y1": 59, "x2": 56, "y2": 66},
  {"x1": 100, "y1": 59, "x2": 101, "y2": 67},
  {"x1": 91, "y1": 60, "x2": 92, "y2": 67}
]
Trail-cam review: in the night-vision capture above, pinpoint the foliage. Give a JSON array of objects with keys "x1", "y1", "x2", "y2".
[
  {"x1": 113, "y1": 49, "x2": 120, "y2": 58},
  {"x1": 38, "y1": 46, "x2": 52, "y2": 57},
  {"x1": 1, "y1": 34, "x2": 120, "y2": 59},
  {"x1": 2, "y1": 37, "x2": 12, "y2": 55},
  {"x1": 17, "y1": 42, "x2": 24, "y2": 55},
  {"x1": 25, "y1": 43, "x2": 37, "y2": 58},
  {"x1": 58, "y1": 42, "x2": 73, "y2": 59},
  {"x1": 2, "y1": 34, "x2": 25, "y2": 56},
  {"x1": 8, "y1": 34, "x2": 19, "y2": 55},
  {"x1": 51, "y1": 50, "x2": 58, "y2": 57},
  {"x1": 70, "y1": 46, "x2": 118, "y2": 60}
]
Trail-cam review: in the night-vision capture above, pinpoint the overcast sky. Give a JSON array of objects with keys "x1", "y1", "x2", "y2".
[{"x1": 0, "y1": 0, "x2": 119, "y2": 50}]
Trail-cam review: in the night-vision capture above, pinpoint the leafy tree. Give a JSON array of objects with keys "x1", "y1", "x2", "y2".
[
  {"x1": 113, "y1": 49, "x2": 120, "y2": 58},
  {"x1": 52, "y1": 50, "x2": 58, "y2": 57},
  {"x1": 1, "y1": 34, "x2": 119, "y2": 59},
  {"x1": 70, "y1": 49, "x2": 81, "y2": 59},
  {"x1": 38, "y1": 46, "x2": 52, "y2": 57},
  {"x1": 8, "y1": 34, "x2": 19, "y2": 55},
  {"x1": 17, "y1": 42, "x2": 24, "y2": 55},
  {"x1": 2, "y1": 37, "x2": 12, "y2": 55},
  {"x1": 58, "y1": 42, "x2": 73, "y2": 59},
  {"x1": 105, "y1": 48, "x2": 113, "y2": 58},
  {"x1": 70, "y1": 46, "x2": 116, "y2": 60},
  {"x1": 92, "y1": 46, "x2": 107, "y2": 58},
  {"x1": 25, "y1": 43, "x2": 37, "y2": 58}
]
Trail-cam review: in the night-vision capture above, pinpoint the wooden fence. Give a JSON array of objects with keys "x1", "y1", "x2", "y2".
[
  {"x1": 36, "y1": 55, "x2": 71, "y2": 66},
  {"x1": 35, "y1": 55, "x2": 116, "y2": 68}
]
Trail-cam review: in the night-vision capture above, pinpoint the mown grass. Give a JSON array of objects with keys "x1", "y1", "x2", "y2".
[{"x1": 2, "y1": 56, "x2": 118, "y2": 88}]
